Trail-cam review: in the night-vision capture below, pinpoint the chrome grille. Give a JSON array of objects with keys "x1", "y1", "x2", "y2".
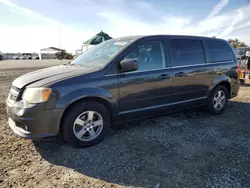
[{"x1": 9, "y1": 85, "x2": 21, "y2": 102}]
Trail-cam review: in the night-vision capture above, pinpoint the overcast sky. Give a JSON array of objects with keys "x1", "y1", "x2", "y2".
[{"x1": 0, "y1": 0, "x2": 250, "y2": 53}]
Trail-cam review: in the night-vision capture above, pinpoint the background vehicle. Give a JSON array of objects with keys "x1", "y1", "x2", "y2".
[
  {"x1": 13, "y1": 56, "x2": 20, "y2": 60},
  {"x1": 32, "y1": 56, "x2": 39, "y2": 59},
  {"x1": 237, "y1": 49, "x2": 250, "y2": 84},
  {"x1": 0, "y1": 53, "x2": 3, "y2": 60},
  {"x1": 54, "y1": 51, "x2": 73, "y2": 60},
  {"x1": 7, "y1": 35, "x2": 239, "y2": 148},
  {"x1": 19, "y1": 53, "x2": 32, "y2": 60},
  {"x1": 234, "y1": 47, "x2": 250, "y2": 60}
]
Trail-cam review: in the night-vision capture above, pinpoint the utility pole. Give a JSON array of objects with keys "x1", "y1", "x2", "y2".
[{"x1": 59, "y1": 24, "x2": 62, "y2": 56}]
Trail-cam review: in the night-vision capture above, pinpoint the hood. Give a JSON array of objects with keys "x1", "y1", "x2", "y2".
[{"x1": 12, "y1": 65, "x2": 96, "y2": 88}]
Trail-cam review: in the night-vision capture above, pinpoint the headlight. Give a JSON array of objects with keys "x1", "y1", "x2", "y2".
[{"x1": 22, "y1": 88, "x2": 52, "y2": 104}]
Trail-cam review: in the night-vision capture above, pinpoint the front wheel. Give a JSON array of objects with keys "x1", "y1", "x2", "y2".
[
  {"x1": 62, "y1": 101, "x2": 110, "y2": 148},
  {"x1": 208, "y1": 86, "x2": 229, "y2": 114}
]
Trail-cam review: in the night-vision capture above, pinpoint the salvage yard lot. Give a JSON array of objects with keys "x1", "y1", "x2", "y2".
[{"x1": 0, "y1": 60, "x2": 250, "y2": 188}]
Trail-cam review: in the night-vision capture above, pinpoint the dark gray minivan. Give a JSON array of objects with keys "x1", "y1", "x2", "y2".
[{"x1": 7, "y1": 35, "x2": 240, "y2": 147}]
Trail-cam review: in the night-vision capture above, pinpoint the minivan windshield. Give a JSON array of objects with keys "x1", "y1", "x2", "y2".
[{"x1": 71, "y1": 38, "x2": 135, "y2": 68}]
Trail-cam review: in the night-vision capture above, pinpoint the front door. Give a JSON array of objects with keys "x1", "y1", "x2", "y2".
[
  {"x1": 169, "y1": 37, "x2": 214, "y2": 103},
  {"x1": 118, "y1": 37, "x2": 173, "y2": 118}
]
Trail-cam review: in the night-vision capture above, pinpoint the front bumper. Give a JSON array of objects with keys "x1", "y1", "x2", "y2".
[{"x1": 6, "y1": 98, "x2": 62, "y2": 139}]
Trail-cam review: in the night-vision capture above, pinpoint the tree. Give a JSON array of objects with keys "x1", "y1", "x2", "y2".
[{"x1": 228, "y1": 38, "x2": 247, "y2": 48}]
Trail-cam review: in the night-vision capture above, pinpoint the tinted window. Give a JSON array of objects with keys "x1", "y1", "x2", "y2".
[
  {"x1": 124, "y1": 40, "x2": 166, "y2": 72},
  {"x1": 170, "y1": 39, "x2": 205, "y2": 66},
  {"x1": 206, "y1": 40, "x2": 234, "y2": 62}
]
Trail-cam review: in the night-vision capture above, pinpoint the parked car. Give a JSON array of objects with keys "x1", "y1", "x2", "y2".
[
  {"x1": 234, "y1": 47, "x2": 250, "y2": 62},
  {"x1": 237, "y1": 50, "x2": 250, "y2": 84},
  {"x1": 0, "y1": 54, "x2": 3, "y2": 60},
  {"x1": 32, "y1": 56, "x2": 39, "y2": 60},
  {"x1": 20, "y1": 53, "x2": 32, "y2": 60},
  {"x1": 26, "y1": 56, "x2": 32, "y2": 60},
  {"x1": 54, "y1": 51, "x2": 74, "y2": 60},
  {"x1": 6, "y1": 35, "x2": 240, "y2": 147},
  {"x1": 13, "y1": 56, "x2": 20, "y2": 60}
]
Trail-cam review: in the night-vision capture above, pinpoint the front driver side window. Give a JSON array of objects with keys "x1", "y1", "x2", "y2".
[{"x1": 124, "y1": 40, "x2": 166, "y2": 72}]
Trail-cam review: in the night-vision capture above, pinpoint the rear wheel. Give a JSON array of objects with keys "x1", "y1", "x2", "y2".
[
  {"x1": 208, "y1": 86, "x2": 229, "y2": 114},
  {"x1": 62, "y1": 101, "x2": 110, "y2": 148}
]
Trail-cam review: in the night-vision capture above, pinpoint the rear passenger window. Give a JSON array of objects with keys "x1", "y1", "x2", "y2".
[
  {"x1": 170, "y1": 39, "x2": 205, "y2": 66},
  {"x1": 206, "y1": 40, "x2": 234, "y2": 62}
]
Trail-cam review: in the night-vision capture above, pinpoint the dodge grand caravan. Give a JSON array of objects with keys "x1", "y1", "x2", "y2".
[{"x1": 7, "y1": 35, "x2": 240, "y2": 147}]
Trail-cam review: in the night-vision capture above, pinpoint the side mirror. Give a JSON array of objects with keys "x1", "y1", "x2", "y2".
[{"x1": 120, "y1": 59, "x2": 138, "y2": 73}]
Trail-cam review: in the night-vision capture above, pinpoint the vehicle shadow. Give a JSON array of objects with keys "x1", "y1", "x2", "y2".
[
  {"x1": 33, "y1": 100, "x2": 250, "y2": 188},
  {"x1": 241, "y1": 83, "x2": 250, "y2": 87}
]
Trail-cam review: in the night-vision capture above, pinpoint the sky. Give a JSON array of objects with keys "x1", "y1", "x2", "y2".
[{"x1": 0, "y1": 0, "x2": 250, "y2": 53}]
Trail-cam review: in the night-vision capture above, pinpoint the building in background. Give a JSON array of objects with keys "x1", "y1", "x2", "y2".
[{"x1": 40, "y1": 47, "x2": 65, "y2": 59}]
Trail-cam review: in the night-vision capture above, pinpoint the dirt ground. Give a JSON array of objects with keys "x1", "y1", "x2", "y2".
[{"x1": 0, "y1": 61, "x2": 250, "y2": 188}]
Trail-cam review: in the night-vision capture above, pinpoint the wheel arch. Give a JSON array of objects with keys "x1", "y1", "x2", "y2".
[
  {"x1": 56, "y1": 86, "x2": 119, "y2": 132},
  {"x1": 59, "y1": 95, "x2": 115, "y2": 133},
  {"x1": 209, "y1": 80, "x2": 231, "y2": 98}
]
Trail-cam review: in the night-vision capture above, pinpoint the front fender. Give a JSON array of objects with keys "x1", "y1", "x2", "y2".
[{"x1": 56, "y1": 87, "x2": 115, "y2": 110}]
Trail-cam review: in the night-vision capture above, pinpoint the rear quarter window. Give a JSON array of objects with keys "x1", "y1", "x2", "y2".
[{"x1": 206, "y1": 39, "x2": 235, "y2": 63}]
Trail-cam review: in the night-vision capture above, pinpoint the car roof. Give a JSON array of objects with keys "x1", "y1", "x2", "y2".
[{"x1": 114, "y1": 35, "x2": 226, "y2": 42}]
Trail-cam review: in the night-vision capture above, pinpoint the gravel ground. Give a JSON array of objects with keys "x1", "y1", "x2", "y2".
[
  {"x1": 0, "y1": 60, "x2": 66, "y2": 70},
  {"x1": 1, "y1": 62, "x2": 250, "y2": 188}
]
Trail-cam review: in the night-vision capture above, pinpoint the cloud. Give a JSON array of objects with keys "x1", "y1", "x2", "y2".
[
  {"x1": 219, "y1": 9, "x2": 244, "y2": 36},
  {"x1": 1, "y1": 0, "x2": 56, "y2": 24},
  {"x1": 0, "y1": 0, "x2": 250, "y2": 53},
  {"x1": 98, "y1": 11, "x2": 191, "y2": 37},
  {"x1": 0, "y1": 0, "x2": 94, "y2": 52},
  {"x1": 206, "y1": 0, "x2": 229, "y2": 19},
  {"x1": 98, "y1": 1, "x2": 250, "y2": 45}
]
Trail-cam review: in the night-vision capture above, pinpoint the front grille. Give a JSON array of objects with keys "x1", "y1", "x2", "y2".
[
  {"x1": 12, "y1": 85, "x2": 21, "y2": 93},
  {"x1": 9, "y1": 93, "x2": 18, "y2": 101},
  {"x1": 9, "y1": 85, "x2": 21, "y2": 102}
]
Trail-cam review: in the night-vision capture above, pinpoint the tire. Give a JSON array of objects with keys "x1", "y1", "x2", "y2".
[
  {"x1": 58, "y1": 55, "x2": 63, "y2": 60},
  {"x1": 208, "y1": 85, "x2": 229, "y2": 114},
  {"x1": 62, "y1": 101, "x2": 110, "y2": 148},
  {"x1": 240, "y1": 79, "x2": 245, "y2": 85}
]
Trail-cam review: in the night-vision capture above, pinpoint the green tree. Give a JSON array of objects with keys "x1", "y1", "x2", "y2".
[{"x1": 228, "y1": 38, "x2": 247, "y2": 48}]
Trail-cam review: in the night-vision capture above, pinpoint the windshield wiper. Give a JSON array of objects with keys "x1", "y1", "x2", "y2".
[{"x1": 69, "y1": 63, "x2": 83, "y2": 68}]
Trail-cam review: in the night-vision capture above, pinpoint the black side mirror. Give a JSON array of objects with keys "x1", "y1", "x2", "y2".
[{"x1": 120, "y1": 59, "x2": 138, "y2": 73}]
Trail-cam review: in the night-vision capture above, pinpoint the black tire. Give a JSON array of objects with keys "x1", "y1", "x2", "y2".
[
  {"x1": 62, "y1": 101, "x2": 110, "y2": 148},
  {"x1": 240, "y1": 79, "x2": 245, "y2": 85},
  {"x1": 58, "y1": 55, "x2": 63, "y2": 60},
  {"x1": 208, "y1": 85, "x2": 229, "y2": 115}
]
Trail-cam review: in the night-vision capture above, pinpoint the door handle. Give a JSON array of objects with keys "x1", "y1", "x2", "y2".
[
  {"x1": 159, "y1": 74, "x2": 170, "y2": 79},
  {"x1": 175, "y1": 72, "x2": 185, "y2": 77}
]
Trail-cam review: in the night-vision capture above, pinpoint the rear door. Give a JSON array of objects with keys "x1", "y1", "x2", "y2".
[
  {"x1": 169, "y1": 37, "x2": 214, "y2": 103},
  {"x1": 118, "y1": 37, "x2": 173, "y2": 118}
]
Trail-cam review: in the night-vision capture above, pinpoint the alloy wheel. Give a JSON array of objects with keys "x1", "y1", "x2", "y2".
[
  {"x1": 73, "y1": 111, "x2": 103, "y2": 141},
  {"x1": 213, "y1": 90, "x2": 226, "y2": 111}
]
